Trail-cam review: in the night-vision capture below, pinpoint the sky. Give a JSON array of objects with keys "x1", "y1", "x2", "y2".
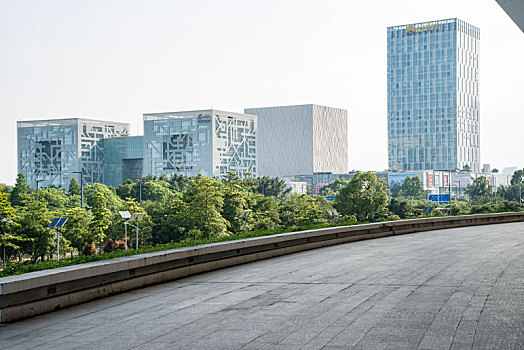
[{"x1": 0, "y1": 0, "x2": 523, "y2": 185}]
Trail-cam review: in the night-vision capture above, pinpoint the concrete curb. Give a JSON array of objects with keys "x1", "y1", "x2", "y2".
[{"x1": 1, "y1": 212, "x2": 523, "y2": 323}]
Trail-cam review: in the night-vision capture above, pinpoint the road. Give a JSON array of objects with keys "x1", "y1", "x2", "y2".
[{"x1": 0, "y1": 222, "x2": 523, "y2": 349}]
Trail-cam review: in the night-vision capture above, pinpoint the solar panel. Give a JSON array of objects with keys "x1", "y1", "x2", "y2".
[
  {"x1": 49, "y1": 217, "x2": 68, "y2": 228},
  {"x1": 49, "y1": 218, "x2": 61, "y2": 228},
  {"x1": 119, "y1": 211, "x2": 131, "y2": 219},
  {"x1": 56, "y1": 217, "x2": 68, "y2": 228}
]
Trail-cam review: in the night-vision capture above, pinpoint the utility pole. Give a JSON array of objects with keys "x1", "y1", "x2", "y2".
[
  {"x1": 73, "y1": 171, "x2": 84, "y2": 208},
  {"x1": 36, "y1": 179, "x2": 44, "y2": 206}
]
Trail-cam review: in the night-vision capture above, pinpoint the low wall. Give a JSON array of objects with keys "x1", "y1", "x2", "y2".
[{"x1": 1, "y1": 212, "x2": 523, "y2": 323}]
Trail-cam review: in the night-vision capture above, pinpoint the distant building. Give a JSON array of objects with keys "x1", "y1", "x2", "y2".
[
  {"x1": 285, "y1": 180, "x2": 308, "y2": 195},
  {"x1": 387, "y1": 18, "x2": 480, "y2": 172},
  {"x1": 17, "y1": 118, "x2": 129, "y2": 188},
  {"x1": 502, "y1": 167, "x2": 518, "y2": 175},
  {"x1": 142, "y1": 110, "x2": 256, "y2": 178},
  {"x1": 102, "y1": 136, "x2": 143, "y2": 187},
  {"x1": 244, "y1": 104, "x2": 348, "y2": 178}
]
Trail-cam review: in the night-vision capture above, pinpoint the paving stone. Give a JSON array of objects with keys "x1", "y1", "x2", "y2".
[{"x1": 0, "y1": 222, "x2": 523, "y2": 350}]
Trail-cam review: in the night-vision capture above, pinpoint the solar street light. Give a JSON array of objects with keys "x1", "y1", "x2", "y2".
[
  {"x1": 48, "y1": 217, "x2": 68, "y2": 261},
  {"x1": 119, "y1": 212, "x2": 146, "y2": 250}
]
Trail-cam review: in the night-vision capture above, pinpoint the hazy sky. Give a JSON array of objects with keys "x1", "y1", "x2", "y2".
[{"x1": 0, "y1": 0, "x2": 523, "y2": 185}]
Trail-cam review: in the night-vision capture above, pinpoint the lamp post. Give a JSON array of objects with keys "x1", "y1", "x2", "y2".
[
  {"x1": 119, "y1": 212, "x2": 145, "y2": 250},
  {"x1": 72, "y1": 171, "x2": 84, "y2": 209},
  {"x1": 519, "y1": 179, "x2": 522, "y2": 204},
  {"x1": 36, "y1": 179, "x2": 44, "y2": 206}
]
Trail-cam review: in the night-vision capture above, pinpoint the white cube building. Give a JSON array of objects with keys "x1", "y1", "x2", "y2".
[{"x1": 244, "y1": 104, "x2": 348, "y2": 177}]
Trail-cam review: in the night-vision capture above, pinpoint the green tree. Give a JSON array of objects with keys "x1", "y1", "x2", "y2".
[
  {"x1": 85, "y1": 183, "x2": 124, "y2": 210},
  {"x1": 389, "y1": 182, "x2": 403, "y2": 198},
  {"x1": 250, "y1": 193, "x2": 280, "y2": 230},
  {"x1": 221, "y1": 172, "x2": 250, "y2": 233},
  {"x1": 183, "y1": 175, "x2": 228, "y2": 238},
  {"x1": 334, "y1": 172, "x2": 388, "y2": 222},
  {"x1": 169, "y1": 174, "x2": 192, "y2": 193},
  {"x1": 87, "y1": 192, "x2": 111, "y2": 253},
  {"x1": 140, "y1": 180, "x2": 175, "y2": 203},
  {"x1": 148, "y1": 199, "x2": 190, "y2": 244},
  {"x1": 15, "y1": 199, "x2": 53, "y2": 263},
  {"x1": 69, "y1": 177, "x2": 81, "y2": 196},
  {"x1": 497, "y1": 184, "x2": 522, "y2": 203},
  {"x1": 253, "y1": 176, "x2": 291, "y2": 198},
  {"x1": 510, "y1": 169, "x2": 524, "y2": 186},
  {"x1": 401, "y1": 176, "x2": 423, "y2": 198},
  {"x1": 9, "y1": 173, "x2": 30, "y2": 206},
  {"x1": 37, "y1": 186, "x2": 69, "y2": 210},
  {"x1": 63, "y1": 207, "x2": 93, "y2": 252},
  {"x1": 0, "y1": 185, "x2": 26, "y2": 265},
  {"x1": 491, "y1": 168, "x2": 499, "y2": 173},
  {"x1": 388, "y1": 198, "x2": 413, "y2": 219},
  {"x1": 318, "y1": 178, "x2": 351, "y2": 197},
  {"x1": 465, "y1": 176, "x2": 491, "y2": 203},
  {"x1": 278, "y1": 194, "x2": 329, "y2": 227}
]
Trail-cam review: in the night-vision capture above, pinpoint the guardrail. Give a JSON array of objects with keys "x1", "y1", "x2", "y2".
[{"x1": 1, "y1": 211, "x2": 523, "y2": 323}]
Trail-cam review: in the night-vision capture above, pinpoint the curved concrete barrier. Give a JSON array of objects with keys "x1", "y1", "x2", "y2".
[{"x1": 1, "y1": 211, "x2": 523, "y2": 323}]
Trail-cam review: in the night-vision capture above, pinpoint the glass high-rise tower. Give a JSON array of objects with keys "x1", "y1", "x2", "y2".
[{"x1": 387, "y1": 18, "x2": 480, "y2": 172}]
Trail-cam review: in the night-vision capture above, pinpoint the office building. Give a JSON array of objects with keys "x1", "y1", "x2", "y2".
[
  {"x1": 244, "y1": 104, "x2": 348, "y2": 177},
  {"x1": 143, "y1": 109, "x2": 256, "y2": 178},
  {"x1": 102, "y1": 136, "x2": 143, "y2": 187},
  {"x1": 17, "y1": 118, "x2": 129, "y2": 188},
  {"x1": 387, "y1": 18, "x2": 480, "y2": 172}
]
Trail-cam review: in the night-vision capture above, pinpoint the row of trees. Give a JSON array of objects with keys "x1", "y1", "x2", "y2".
[{"x1": 2, "y1": 169, "x2": 523, "y2": 268}]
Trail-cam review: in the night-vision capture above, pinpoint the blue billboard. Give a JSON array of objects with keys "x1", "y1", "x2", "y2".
[{"x1": 428, "y1": 194, "x2": 450, "y2": 205}]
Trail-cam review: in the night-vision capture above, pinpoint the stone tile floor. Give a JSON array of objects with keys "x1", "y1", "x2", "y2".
[{"x1": 1, "y1": 222, "x2": 523, "y2": 349}]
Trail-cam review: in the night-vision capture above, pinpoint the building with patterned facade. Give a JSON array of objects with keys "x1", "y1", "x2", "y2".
[
  {"x1": 244, "y1": 104, "x2": 348, "y2": 178},
  {"x1": 142, "y1": 110, "x2": 256, "y2": 178},
  {"x1": 387, "y1": 18, "x2": 480, "y2": 172},
  {"x1": 17, "y1": 118, "x2": 129, "y2": 188}
]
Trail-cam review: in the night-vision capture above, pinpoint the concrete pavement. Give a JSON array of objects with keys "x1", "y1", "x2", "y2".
[{"x1": 0, "y1": 222, "x2": 523, "y2": 349}]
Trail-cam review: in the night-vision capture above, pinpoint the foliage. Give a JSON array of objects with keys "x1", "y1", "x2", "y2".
[
  {"x1": 318, "y1": 178, "x2": 351, "y2": 197},
  {"x1": 14, "y1": 199, "x2": 53, "y2": 263},
  {"x1": 3, "y1": 170, "x2": 524, "y2": 277},
  {"x1": 69, "y1": 177, "x2": 81, "y2": 196},
  {"x1": 87, "y1": 192, "x2": 111, "y2": 251},
  {"x1": 465, "y1": 176, "x2": 492, "y2": 203},
  {"x1": 253, "y1": 176, "x2": 291, "y2": 198},
  {"x1": 9, "y1": 173, "x2": 30, "y2": 206},
  {"x1": 84, "y1": 183, "x2": 124, "y2": 210},
  {"x1": 334, "y1": 172, "x2": 388, "y2": 221},
  {"x1": 388, "y1": 198, "x2": 413, "y2": 219},
  {"x1": 183, "y1": 175, "x2": 228, "y2": 238},
  {"x1": 63, "y1": 207, "x2": 93, "y2": 252},
  {"x1": 510, "y1": 169, "x2": 524, "y2": 186},
  {"x1": 278, "y1": 194, "x2": 329, "y2": 227},
  {"x1": 401, "y1": 176, "x2": 423, "y2": 198}
]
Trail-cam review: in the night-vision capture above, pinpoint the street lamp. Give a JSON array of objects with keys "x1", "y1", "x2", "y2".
[
  {"x1": 48, "y1": 218, "x2": 68, "y2": 261},
  {"x1": 36, "y1": 179, "x2": 45, "y2": 206},
  {"x1": 72, "y1": 171, "x2": 84, "y2": 209},
  {"x1": 119, "y1": 211, "x2": 146, "y2": 250},
  {"x1": 234, "y1": 210, "x2": 252, "y2": 233}
]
